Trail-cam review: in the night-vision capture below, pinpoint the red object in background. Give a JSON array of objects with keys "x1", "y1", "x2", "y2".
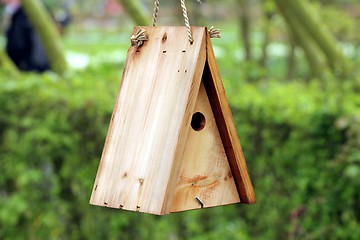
[{"x1": 105, "y1": 0, "x2": 123, "y2": 16}]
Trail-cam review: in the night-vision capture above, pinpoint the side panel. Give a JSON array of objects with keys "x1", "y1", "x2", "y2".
[
  {"x1": 203, "y1": 37, "x2": 256, "y2": 204},
  {"x1": 171, "y1": 82, "x2": 240, "y2": 212},
  {"x1": 90, "y1": 26, "x2": 206, "y2": 215}
]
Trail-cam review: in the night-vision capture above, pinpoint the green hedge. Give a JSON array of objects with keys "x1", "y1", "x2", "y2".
[{"x1": 0, "y1": 65, "x2": 359, "y2": 239}]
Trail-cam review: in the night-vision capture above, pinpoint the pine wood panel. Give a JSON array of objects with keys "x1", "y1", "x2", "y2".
[
  {"x1": 171, "y1": 82, "x2": 240, "y2": 212},
  {"x1": 203, "y1": 37, "x2": 256, "y2": 204},
  {"x1": 90, "y1": 26, "x2": 207, "y2": 215}
]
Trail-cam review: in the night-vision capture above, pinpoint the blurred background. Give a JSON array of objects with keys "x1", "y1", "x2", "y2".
[{"x1": 0, "y1": 0, "x2": 359, "y2": 239}]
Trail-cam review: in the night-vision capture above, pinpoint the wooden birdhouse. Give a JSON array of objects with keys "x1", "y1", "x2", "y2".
[{"x1": 90, "y1": 26, "x2": 255, "y2": 215}]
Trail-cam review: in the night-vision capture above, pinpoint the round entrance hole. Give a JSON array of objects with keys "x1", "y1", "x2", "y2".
[{"x1": 191, "y1": 112, "x2": 206, "y2": 131}]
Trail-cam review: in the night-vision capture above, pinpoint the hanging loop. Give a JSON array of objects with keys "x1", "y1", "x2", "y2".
[
  {"x1": 152, "y1": 0, "x2": 200, "y2": 44},
  {"x1": 152, "y1": 0, "x2": 160, "y2": 26},
  {"x1": 180, "y1": 0, "x2": 194, "y2": 44}
]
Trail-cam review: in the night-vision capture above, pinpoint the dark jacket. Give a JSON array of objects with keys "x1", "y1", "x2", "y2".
[{"x1": 5, "y1": 7, "x2": 50, "y2": 72}]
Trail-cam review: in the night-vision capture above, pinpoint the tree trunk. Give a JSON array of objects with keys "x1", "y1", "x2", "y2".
[
  {"x1": 286, "y1": 30, "x2": 297, "y2": 80},
  {"x1": 21, "y1": 0, "x2": 67, "y2": 74},
  {"x1": 238, "y1": 0, "x2": 252, "y2": 61},
  {"x1": 273, "y1": 0, "x2": 350, "y2": 76},
  {"x1": 277, "y1": 3, "x2": 326, "y2": 79},
  {"x1": 118, "y1": 0, "x2": 150, "y2": 26},
  {"x1": 259, "y1": 1, "x2": 275, "y2": 68},
  {"x1": 0, "y1": 49, "x2": 20, "y2": 77}
]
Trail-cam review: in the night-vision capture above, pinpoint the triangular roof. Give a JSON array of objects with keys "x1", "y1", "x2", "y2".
[{"x1": 90, "y1": 26, "x2": 255, "y2": 215}]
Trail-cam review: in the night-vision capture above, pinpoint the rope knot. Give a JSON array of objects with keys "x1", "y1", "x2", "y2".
[
  {"x1": 131, "y1": 28, "x2": 148, "y2": 47},
  {"x1": 209, "y1": 26, "x2": 221, "y2": 38}
]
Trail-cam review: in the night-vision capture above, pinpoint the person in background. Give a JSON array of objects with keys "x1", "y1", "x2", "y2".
[
  {"x1": 54, "y1": 0, "x2": 72, "y2": 35},
  {"x1": 1, "y1": 0, "x2": 50, "y2": 72}
]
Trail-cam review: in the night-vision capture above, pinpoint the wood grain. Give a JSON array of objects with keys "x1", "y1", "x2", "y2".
[
  {"x1": 203, "y1": 36, "x2": 256, "y2": 204},
  {"x1": 90, "y1": 27, "x2": 255, "y2": 216},
  {"x1": 90, "y1": 26, "x2": 207, "y2": 215},
  {"x1": 171, "y1": 82, "x2": 240, "y2": 212}
]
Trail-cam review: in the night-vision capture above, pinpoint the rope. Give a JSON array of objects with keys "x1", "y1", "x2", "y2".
[
  {"x1": 152, "y1": 0, "x2": 159, "y2": 26},
  {"x1": 180, "y1": 0, "x2": 193, "y2": 44},
  {"x1": 151, "y1": 0, "x2": 219, "y2": 43},
  {"x1": 131, "y1": 27, "x2": 148, "y2": 47},
  {"x1": 209, "y1": 26, "x2": 221, "y2": 38},
  {"x1": 152, "y1": 0, "x2": 196, "y2": 43}
]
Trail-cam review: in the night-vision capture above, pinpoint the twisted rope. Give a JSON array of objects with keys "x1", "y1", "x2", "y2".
[
  {"x1": 180, "y1": 0, "x2": 193, "y2": 44},
  {"x1": 131, "y1": 27, "x2": 148, "y2": 47},
  {"x1": 209, "y1": 26, "x2": 221, "y2": 38},
  {"x1": 152, "y1": 0, "x2": 160, "y2": 26},
  {"x1": 151, "y1": 0, "x2": 212, "y2": 44}
]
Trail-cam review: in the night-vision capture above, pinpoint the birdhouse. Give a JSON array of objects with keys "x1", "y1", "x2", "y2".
[{"x1": 90, "y1": 26, "x2": 255, "y2": 215}]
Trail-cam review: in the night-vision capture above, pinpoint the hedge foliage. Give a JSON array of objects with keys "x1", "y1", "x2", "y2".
[{"x1": 0, "y1": 63, "x2": 359, "y2": 239}]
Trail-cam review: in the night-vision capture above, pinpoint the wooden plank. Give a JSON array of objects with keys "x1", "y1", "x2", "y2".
[
  {"x1": 90, "y1": 26, "x2": 207, "y2": 215},
  {"x1": 203, "y1": 36, "x2": 256, "y2": 204},
  {"x1": 160, "y1": 28, "x2": 207, "y2": 214},
  {"x1": 171, "y1": 82, "x2": 240, "y2": 212}
]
